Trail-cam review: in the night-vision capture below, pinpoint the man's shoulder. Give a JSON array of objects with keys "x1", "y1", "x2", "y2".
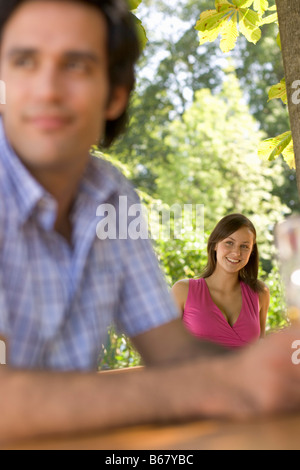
[
  {"x1": 92, "y1": 154, "x2": 129, "y2": 181},
  {"x1": 90, "y1": 154, "x2": 139, "y2": 202}
]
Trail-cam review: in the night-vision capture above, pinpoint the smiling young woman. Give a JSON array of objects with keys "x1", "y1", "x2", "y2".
[{"x1": 172, "y1": 214, "x2": 270, "y2": 349}]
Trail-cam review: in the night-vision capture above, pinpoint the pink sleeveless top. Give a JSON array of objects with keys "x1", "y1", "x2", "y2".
[{"x1": 183, "y1": 278, "x2": 260, "y2": 349}]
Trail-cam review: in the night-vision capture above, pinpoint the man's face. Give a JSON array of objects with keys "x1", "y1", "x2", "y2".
[{"x1": 0, "y1": 0, "x2": 126, "y2": 171}]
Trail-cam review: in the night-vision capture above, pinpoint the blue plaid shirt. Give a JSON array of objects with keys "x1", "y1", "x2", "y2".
[{"x1": 0, "y1": 120, "x2": 178, "y2": 371}]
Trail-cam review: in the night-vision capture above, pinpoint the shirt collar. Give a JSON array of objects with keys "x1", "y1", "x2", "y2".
[
  {"x1": 0, "y1": 118, "x2": 119, "y2": 230},
  {"x1": 0, "y1": 118, "x2": 57, "y2": 230}
]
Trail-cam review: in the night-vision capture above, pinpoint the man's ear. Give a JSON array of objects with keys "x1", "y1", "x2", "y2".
[{"x1": 106, "y1": 86, "x2": 129, "y2": 121}]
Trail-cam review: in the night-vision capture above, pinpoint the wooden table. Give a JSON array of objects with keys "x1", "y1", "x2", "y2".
[{"x1": 2, "y1": 413, "x2": 300, "y2": 450}]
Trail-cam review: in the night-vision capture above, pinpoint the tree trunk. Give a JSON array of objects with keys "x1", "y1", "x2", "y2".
[{"x1": 276, "y1": 0, "x2": 300, "y2": 199}]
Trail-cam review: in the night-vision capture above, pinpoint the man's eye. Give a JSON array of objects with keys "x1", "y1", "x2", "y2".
[
  {"x1": 65, "y1": 60, "x2": 87, "y2": 72},
  {"x1": 13, "y1": 57, "x2": 35, "y2": 68}
]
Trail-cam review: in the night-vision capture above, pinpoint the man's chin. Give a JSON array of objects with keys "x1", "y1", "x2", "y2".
[{"x1": 14, "y1": 147, "x2": 82, "y2": 173}]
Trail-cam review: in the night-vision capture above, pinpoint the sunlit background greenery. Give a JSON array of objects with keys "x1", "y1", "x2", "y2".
[{"x1": 98, "y1": 0, "x2": 295, "y2": 370}]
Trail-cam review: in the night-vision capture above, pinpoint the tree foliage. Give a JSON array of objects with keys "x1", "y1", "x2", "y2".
[
  {"x1": 195, "y1": 0, "x2": 296, "y2": 173},
  {"x1": 195, "y1": 0, "x2": 277, "y2": 52},
  {"x1": 98, "y1": 0, "x2": 292, "y2": 369}
]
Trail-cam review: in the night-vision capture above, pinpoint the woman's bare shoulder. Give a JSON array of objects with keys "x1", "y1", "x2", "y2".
[
  {"x1": 258, "y1": 282, "x2": 270, "y2": 308},
  {"x1": 258, "y1": 282, "x2": 270, "y2": 298},
  {"x1": 171, "y1": 279, "x2": 190, "y2": 311},
  {"x1": 172, "y1": 279, "x2": 190, "y2": 292}
]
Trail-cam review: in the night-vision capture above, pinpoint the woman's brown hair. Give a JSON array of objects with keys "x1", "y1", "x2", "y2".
[{"x1": 202, "y1": 214, "x2": 265, "y2": 293}]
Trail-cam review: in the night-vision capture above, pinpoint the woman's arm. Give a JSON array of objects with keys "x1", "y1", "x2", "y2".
[
  {"x1": 171, "y1": 280, "x2": 190, "y2": 317},
  {"x1": 259, "y1": 286, "x2": 270, "y2": 338}
]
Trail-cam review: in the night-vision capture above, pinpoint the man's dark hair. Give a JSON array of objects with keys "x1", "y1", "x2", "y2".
[{"x1": 0, "y1": 0, "x2": 141, "y2": 148}]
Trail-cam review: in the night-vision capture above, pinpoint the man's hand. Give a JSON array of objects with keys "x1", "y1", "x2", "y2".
[
  {"x1": 239, "y1": 327, "x2": 300, "y2": 416},
  {"x1": 133, "y1": 321, "x2": 300, "y2": 422},
  {"x1": 197, "y1": 327, "x2": 300, "y2": 419}
]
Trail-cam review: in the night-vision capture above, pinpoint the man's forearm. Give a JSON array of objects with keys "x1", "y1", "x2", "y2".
[
  {"x1": 0, "y1": 367, "x2": 155, "y2": 441},
  {"x1": 0, "y1": 355, "x2": 271, "y2": 443},
  {"x1": 1, "y1": 328, "x2": 300, "y2": 442},
  {"x1": 0, "y1": 360, "x2": 229, "y2": 442}
]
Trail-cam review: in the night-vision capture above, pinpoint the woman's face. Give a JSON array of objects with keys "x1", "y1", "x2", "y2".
[{"x1": 215, "y1": 226, "x2": 255, "y2": 274}]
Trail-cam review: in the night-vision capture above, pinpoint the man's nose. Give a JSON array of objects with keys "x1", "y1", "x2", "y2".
[{"x1": 33, "y1": 64, "x2": 64, "y2": 102}]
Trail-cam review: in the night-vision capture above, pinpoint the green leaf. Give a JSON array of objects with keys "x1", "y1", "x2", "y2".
[
  {"x1": 282, "y1": 138, "x2": 295, "y2": 169},
  {"x1": 260, "y1": 12, "x2": 278, "y2": 25},
  {"x1": 128, "y1": 0, "x2": 142, "y2": 10},
  {"x1": 233, "y1": 0, "x2": 254, "y2": 7},
  {"x1": 253, "y1": 0, "x2": 269, "y2": 15},
  {"x1": 196, "y1": 8, "x2": 233, "y2": 45},
  {"x1": 197, "y1": 1, "x2": 267, "y2": 50},
  {"x1": 198, "y1": 26, "x2": 223, "y2": 44},
  {"x1": 215, "y1": 0, "x2": 232, "y2": 8},
  {"x1": 239, "y1": 9, "x2": 262, "y2": 43},
  {"x1": 195, "y1": 9, "x2": 232, "y2": 33},
  {"x1": 268, "y1": 78, "x2": 287, "y2": 104},
  {"x1": 132, "y1": 15, "x2": 148, "y2": 50},
  {"x1": 127, "y1": 2, "x2": 147, "y2": 50},
  {"x1": 220, "y1": 12, "x2": 239, "y2": 52},
  {"x1": 258, "y1": 131, "x2": 293, "y2": 162},
  {"x1": 276, "y1": 31, "x2": 281, "y2": 49}
]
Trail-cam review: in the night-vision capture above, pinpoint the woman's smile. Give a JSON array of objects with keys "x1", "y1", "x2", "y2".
[{"x1": 226, "y1": 257, "x2": 241, "y2": 265}]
